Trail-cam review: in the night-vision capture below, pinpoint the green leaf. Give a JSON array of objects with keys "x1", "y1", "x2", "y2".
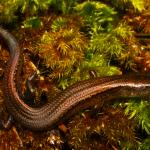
[
  {"x1": 130, "y1": 0, "x2": 145, "y2": 12},
  {"x1": 23, "y1": 17, "x2": 43, "y2": 28}
]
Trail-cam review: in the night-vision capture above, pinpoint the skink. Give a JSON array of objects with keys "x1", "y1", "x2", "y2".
[{"x1": 1, "y1": 27, "x2": 150, "y2": 130}]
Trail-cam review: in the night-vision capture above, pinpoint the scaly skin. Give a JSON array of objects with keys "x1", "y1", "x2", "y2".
[{"x1": 1, "y1": 27, "x2": 150, "y2": 130}]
